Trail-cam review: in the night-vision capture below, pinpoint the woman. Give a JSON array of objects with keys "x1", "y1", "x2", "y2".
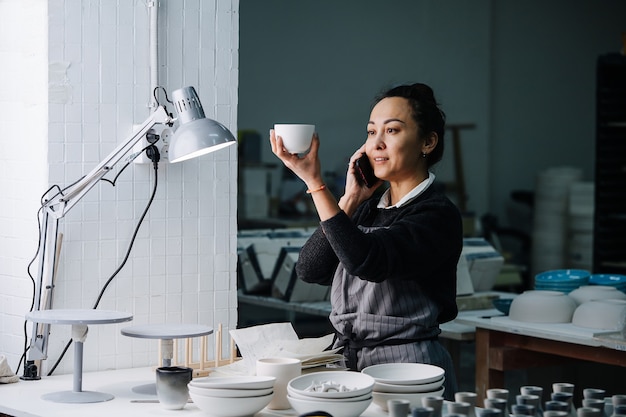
[{"x1": 269, "y1": 83, "x2": 462, "y2": 397}]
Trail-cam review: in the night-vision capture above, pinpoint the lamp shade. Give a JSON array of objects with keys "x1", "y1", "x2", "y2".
[{"x1": 168, "y1": 86, "x2": 236, "y2": 163}]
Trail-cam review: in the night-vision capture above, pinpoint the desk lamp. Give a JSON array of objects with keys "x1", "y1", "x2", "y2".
[{"x1": 22, "y1": 86, "x2": 236, "y2": 379}]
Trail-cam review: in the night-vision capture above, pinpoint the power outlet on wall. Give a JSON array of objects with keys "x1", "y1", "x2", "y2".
[{"x1": 131, "y1": 124, "x2": 173, "y2": 164}]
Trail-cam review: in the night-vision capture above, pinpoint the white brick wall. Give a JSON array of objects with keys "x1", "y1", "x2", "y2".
[{"x1": 0, "y1": 0, "x2": 239, "y2": 376}]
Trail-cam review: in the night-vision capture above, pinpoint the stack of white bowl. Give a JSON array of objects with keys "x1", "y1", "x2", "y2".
[
  {"x1": 531, "y1": 167, "x2": 583, "y2": 277},
  {"x1": 287, "y1": 371, "x2": 375, "y2": 417},
  {"x1": 567, "y1": 182, "x2": 594, "y2": 270},
  {"x1": 361, "y1": 363, "x2": 446, "y2": 411},
  {"x1": 187, "y1": 376, "x2": 275, "y2": 417}
]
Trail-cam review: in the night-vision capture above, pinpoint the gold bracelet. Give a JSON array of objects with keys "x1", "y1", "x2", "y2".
[{"x1": 306, "y1": 184, "x2": 326, "y2": 194}]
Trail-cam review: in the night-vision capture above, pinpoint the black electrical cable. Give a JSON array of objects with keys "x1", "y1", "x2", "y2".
[
  {"x1": 100, "y1": 143, "x2": 153, "y2": 187},
  {"x1": 17, "y1": 206, "x2": 44, "y2": 375},
  {"x1": 19, "y1": 178, "x2": 95, "y2": 376},
  {"x1": 45, "y1": 150, "x2": 160, "y2": 376}
]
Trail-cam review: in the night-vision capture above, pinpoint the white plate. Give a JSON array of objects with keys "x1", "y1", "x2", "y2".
[
  {"x1": 361, "y1": 363, "x2": 445, "y2": 385},
  {"x1": 190, "y1": 391, "x2": 273, "y2": 417},
  {"x1": 188, "y1": 386, "x2": 273, "y2": 398},
  {"x1": 373, "y1": 376, "x2": 445, "y2": 393},
  {"x1": 189, "y1": 375, "x2": 276, "y2": 390}
]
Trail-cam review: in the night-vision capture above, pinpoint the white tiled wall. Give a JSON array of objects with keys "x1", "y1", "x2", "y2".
[{"x1": 0, "y1": 0, "x2": 239, "y2": 376}]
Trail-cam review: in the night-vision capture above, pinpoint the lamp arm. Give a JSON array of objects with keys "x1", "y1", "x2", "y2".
[
  {"x1": 25, "y1": 106, "x2": 173, "y2": 367},
  {"x1": 46, "y1": 106, "x2": 173, "y2": 219}
]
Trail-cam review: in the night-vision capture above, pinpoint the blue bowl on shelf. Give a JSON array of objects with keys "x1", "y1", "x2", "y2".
[
  {"x1": 534, "y1": 269, "x2": 590, "y2": 293},
  {"x1": 589, "y1": 274, "x2": 626, "y2": 292},
  {"x1": 492, "y1": 298, "x2": 513, "y2": 315},
  {"x1": 535, "y1": 269, "x2": 591, "y2": 283}
]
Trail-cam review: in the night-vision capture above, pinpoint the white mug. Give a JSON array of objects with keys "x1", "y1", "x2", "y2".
[
  {"x1": 256, "y1": 357, "x2": 301, "y2": 410},
  {"x1": 273, "y1": 124, "x2": 315, "y2": 154}
]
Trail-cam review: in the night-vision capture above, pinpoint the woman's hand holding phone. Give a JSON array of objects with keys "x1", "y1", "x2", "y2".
[{"x1": 355, "y1": 153, "x2": 379, "y2": 188}]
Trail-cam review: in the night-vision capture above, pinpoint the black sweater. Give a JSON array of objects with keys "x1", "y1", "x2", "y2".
[{"x1": 296, "y1": 184, "x2": 463, "y2": 324}]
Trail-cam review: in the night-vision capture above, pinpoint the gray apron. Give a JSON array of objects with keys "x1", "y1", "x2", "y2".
[{"x1": 329, "y1": 225, "x2": 458, "y2": 399}]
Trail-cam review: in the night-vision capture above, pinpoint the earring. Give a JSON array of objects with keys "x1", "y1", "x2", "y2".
[{"x1": 422, "y1": 152, "x2": 427, "y2": 158}]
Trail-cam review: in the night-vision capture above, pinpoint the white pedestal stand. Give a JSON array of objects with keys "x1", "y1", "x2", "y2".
[{"x1": 26, "y1": 309, "x2": 133, "y2": 403}]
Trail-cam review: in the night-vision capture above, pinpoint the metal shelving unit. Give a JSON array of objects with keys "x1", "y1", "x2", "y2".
[{"x1": 593, "y1": 53, "x2": 626, "y2": 274}]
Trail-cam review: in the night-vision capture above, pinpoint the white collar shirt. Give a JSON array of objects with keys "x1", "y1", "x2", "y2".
[{"x1": 377, "y1": 172, "x2": 436, "y2": 209}]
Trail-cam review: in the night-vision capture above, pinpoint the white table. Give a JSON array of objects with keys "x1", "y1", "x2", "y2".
[
  {"x1": 0, "y1": 366, "x2": 453, "y2": 417},
  {"x1": 456, "y1": 315, "x2": 626, "y2": 400},
  {"x1": 25, "y1": 309, "x2": 133, "y2": 404}
]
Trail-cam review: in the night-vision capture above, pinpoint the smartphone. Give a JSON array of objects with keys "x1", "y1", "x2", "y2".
[{"x1": 354, "y1": 153, "x2": 379, "y2": 188}]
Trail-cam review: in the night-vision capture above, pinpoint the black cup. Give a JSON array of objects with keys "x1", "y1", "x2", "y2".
[{"x1": 156, "y1": 366, "x2": 193, "y2": 410}]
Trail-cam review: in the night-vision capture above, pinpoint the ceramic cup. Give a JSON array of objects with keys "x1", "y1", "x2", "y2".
[
  {"x1": 449, "y1": 401, "x2": 472, "y2": 416},
  {"x1": 413, "y1": 406, "x2": 435, "y2": 417},
  {"x1": 582, "y1": 399, "x2": 605, "y2": 413},
  {"x1": 577, "y1": 407, "x2": 602, "y2": 417},
  {"x1": 512, "y1": 404, "x2": 536, "y2": 416},
  {"x1": 480, "y1": 408, "x2": 503, "y2": 417},
  {"x1": 517, "y1": 394, "x2": 541, "y2": 409},
  {"x1": 613, "y1": 395, "x2": 626, "y2": 407},
  {"x1": 583, "y1": 389, "x2": 606, "y2": 400},
  {"x1": 544, "y1": 412, "x2": 570, "y2": 417},
  {"x1": 273, "y1": 124, "x2": 315, "y2": 154},
  {"x1": 551, "y1": 392, "x2": 573, "y2": 408},
  {"x1": 553, "y1": 383, "x2": 575, "y2": 394},
  {"x1": 485, "y1": 398, "x2": 509, "y2": 415},
  {"x1": 521, "y1": 386, "x2": 544, "y2": 397},
  {"x1": 456, "y1": 392, "x2": 478, "y2": 417},
  {"x1": 546, "y1": 400, "x2": 570, "y2": 412},
  {"x1": 422, "y1": 396, "x2": 445, "y2": 417},
  {"x1": 256, "y1": 357, "x2": 301, "y2": 410},
  {"x1": 388, "y1": 399, "x2": 411, "y2": 417},
  {"x1": 613, "y1": 405, "x2": 626, "y2": 416},
  {"x1": 155, "y1": 366, "x2": 193, "y2": 410},
  {"x1": 487, "y1": 389, "x2": 510, "y2": 401}
]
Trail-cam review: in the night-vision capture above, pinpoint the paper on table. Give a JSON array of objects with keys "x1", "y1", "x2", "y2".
[
  {"x1": 229, "y1": 323, "x2": 338, "y2": 374},
  {"x1": 277, "y1": 333, "x2": 335, "y2": 357}
]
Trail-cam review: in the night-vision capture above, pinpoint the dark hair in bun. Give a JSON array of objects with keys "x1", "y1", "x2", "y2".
[{"x1": 373, "y1": 83, "x2": 446, "y2": 167}]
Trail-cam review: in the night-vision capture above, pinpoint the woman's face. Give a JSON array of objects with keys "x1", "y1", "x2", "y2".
[{"x1": 365, "y1": 96, "x2": 424, "y2": 183}]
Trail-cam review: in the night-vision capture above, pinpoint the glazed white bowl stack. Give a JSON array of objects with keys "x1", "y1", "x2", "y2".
[
  {"x1": 509, "y1": 290, "x2": 578, "y2": 323},
  {"x1": 531, "y1": 167, "x2": 583, "y2": 276},
  {"x1": 187, "y1": 376, "x2": 276, "y2": 417},
  {"x1": 286, "y1": 371, "x2": 375, "y2": 417},
  {"x1": 361, "y1": 363, "x2": 446, "y2": 411}
]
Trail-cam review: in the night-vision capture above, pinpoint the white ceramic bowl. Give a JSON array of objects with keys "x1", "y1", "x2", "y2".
[
  {"x1": 373, "y1": 376, "x2": 445, "y2": 393},
  {"x1": 189, "y1": 391, "x2": 273, "y2": 417},
  {"x1": 287, "y1": 371, "x2": 375, "y2": 399},
  {"x1": 189, "y1": 375, "x2": 276, "y2": 390},
  {"x1": 188, "y1": 385, "x2": 273, "y2": 398},
  {"x1": 372, "y1": 387, "x2": 445, "y2": 411},
  {"x1": 568, "y1": 285, "x2": 626, "y2": 305},
  {"x1": 287, "y1": 394, "x2": 372, "y2": 417},
  {"x1": 509, "y1": 290, "x2": 577, "y2": 323},
  {"x1": 361, "y1": 363, "x2": 445, "y2": 385},
  {"x1": 274, "y1": 124, "x2": 315, "y2": 154},
  {"x1": 572, "y1": 299, "x2": 626, "y2": 330}
]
